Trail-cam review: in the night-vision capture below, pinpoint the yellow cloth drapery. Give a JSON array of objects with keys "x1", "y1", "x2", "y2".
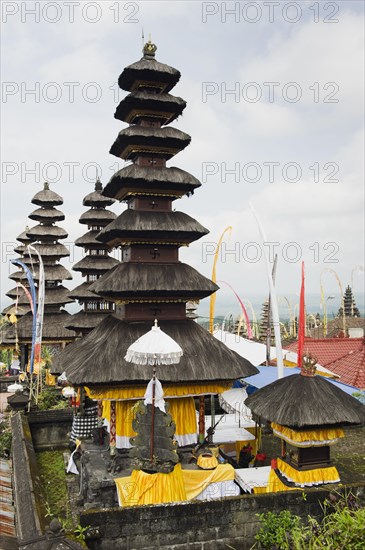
[
  {"x1": 86, "y1": 382, "x2": 231, "y2": 401},
  {"x1": 182, "y1": 464, "x2": 235, "y2": 500},
  {"x1": 272, "y1": 424, "x2": 344, "y2": 447},
  {"x1": 166, "y1": 397, "x2": 196, "y2": 436},
  {"x1": 276, "y1": 458, "x2": 340, "y2": 487},
  {"x1": 102, "y1": 398, "x2": 196, "y2": 439},
  {"x1": 103, "y1": 401, "x2": 137, "y2": 437},
  {"x1": 115, "y1": 463, "x2": 236, "y2": 506},
  {"x1": 267, "y1": 469, "x2": 297, "y2": 493},
  {"x1": 115, "y1": 463, "x2": 187, "y2": 506}
]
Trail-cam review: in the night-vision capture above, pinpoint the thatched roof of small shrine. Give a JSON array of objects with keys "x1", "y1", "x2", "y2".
[
  {"x1": 31, "y1": 185, "x2": 63, "y2": 206},
  {"x1": 68, "y1": 281, "x2": 98, "y2": 301},
  {"x1": 10, "y1": 264, "x2": 72, "y2": 282},
  {"x1": 88, "y1": 262, "x2": 218, "y2": 300},
  {"x1": 51, "y1": 316, "x2": 258, "y2": 383},
  {"x1": 110, "y1": 126, "x2": 191, "y2": 160},
  {"x1": 6, "y1": 311, "x2": 76, "y2": 342},
  {"x1": 72, "y1": 255, "x2": 119, "y2": 274},
  {"x1": 96, "y1": 210, "x2": 208, "y2": 246},
  {"x1": 22, "y1": 243, "x2": 70, "y2": 258},
  {"x1": 64, "y1": 311, "x2": 110, "y2": 332},
  {"x1": 29, "y1": 208, "x2": 65, "y2": 222},
  {"x1": 83, "y1": 180, "x2": 115, "y2": 207},
  {"x1": 26, "y1": 224, "x2": 68, "y2": 240},
  {"x1": 79, "y1": 208, "x2": 116, "y2": 226},
  {"x1": 16, "y1": 228, "x2": 32, "y2": 243},
  {"x1": 245, "y1": 374, "x2": 365, "y2": 427},
  {"x1": 75, "y1": 230, "x2": 108, "y2": 248},
  {"x1": 115, "y1": 91, "x2": 186, "y2": 124},
  {"x1": 103, "y1": 165, "x2": 201, "y2": 201},
  {"x1": 118, "y1": 56, "x2": 181, "y2": 93}
]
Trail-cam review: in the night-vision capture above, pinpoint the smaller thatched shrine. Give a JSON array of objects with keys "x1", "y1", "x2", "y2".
[
  {"x1": 66, "y1": 179, "x2": 119, "y2": 336},
  {"x1": 3, "y1": 183, "x2": 76, "y2": 369},
  {"x1": 246, "y1": 265, "x2": 365, "y2": 492}
]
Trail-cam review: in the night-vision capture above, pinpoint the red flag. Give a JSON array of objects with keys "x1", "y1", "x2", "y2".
[{"x1": 297, "y1": 262, "x2": 305, "y2": 370}]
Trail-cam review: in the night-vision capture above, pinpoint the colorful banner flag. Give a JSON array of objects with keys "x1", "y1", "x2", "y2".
[
  {"x1": 249, "y1": 203, "x2": 284, "y2": 379},
  {"x1": 28, "y1": 245, "x2": 45, "y2": 368},
  {"x1": 219, "y1": 281, "x2": 253, "y2": 339},
  {"x1": 11, "y1": 259, "x2": 37, "y2": 374}
]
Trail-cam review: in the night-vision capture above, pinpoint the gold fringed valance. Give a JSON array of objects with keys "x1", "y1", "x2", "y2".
[
  {"x1": 86, "y1": 383, "x2": 231, "y2": 401},
  {"x1": 272, "y1": 423, "x2": 344, "y2": 447},
  {"x1": 276, "y1": 458, "x2": 340, "y2": 487}
]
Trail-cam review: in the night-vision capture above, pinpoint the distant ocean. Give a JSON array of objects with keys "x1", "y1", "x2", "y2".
[{"x1": 196, "y1": 293, "x2": 365, "y2": 323}]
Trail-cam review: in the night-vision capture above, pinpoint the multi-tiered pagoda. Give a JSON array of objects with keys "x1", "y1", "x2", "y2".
[
  {"x1": 66, "y1": 180, "x2": 119, "y2": 336},
  {"x1": 2, "y1": 227, "x2": 33, "y2": 320},
  {"x1": 8, "y1": 183, "x2": 76, "y2": 361},
  {"x1": 52, "y1": 41, "x2": 258, "y2": 453}
]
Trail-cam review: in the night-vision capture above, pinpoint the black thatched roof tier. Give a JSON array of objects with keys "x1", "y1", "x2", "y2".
[
  {"x1": 14, "y1": 244, "x2": 27, "y2": 254},
  {"x1": 9, "y1": 264, "x2": 72, "y2": 282},
  {"x1": 27, "y1": 224, "x2": 68, "y2": 240},
  {"x1": 42, "y1": 286, "x2": 74, "y2": 305},
  {"x1": 5, "y1": 285, "x2": 73, "y2": 305},
  {"x1": 118, "y1": 56, "x2": 181, "y2": 93},
  {"x1": 68, "y1": 281, "x2": 100, "y2": 300},
  {"x1": 79, "y1": 209, "x2": 116, "y2": 226},
  {"x1": 11, "y1": 311, "x2": 76, "y2": 342},
  {"x1": 96, "y1": 210, "x2": 209, "y2": 247},
  {"x1": 64, "y1": 311, "x2": 110, "y2": 331},
  {"x1": 6, "y1": 287, "x2": 29, "y2": 301},
  {"x1": 245, "y1": 374, "x2": 365, "y2": 427},
  {"x1": 88, "y1": 262, "x2": 218, "y2": 300},
  {"x1": 75, "y1": 230, "x2": 108, "y2": 249},
  {"x1": 51, "y1": 316, "x2": 258, "y2": 385},
  {"x1": 29, "y1": 207, "x2": 65, "y2": 222},
  {"x1": 110, "y1": 126, "x2": 190, "y2": 161},
  {"x1": 83, "y1": 180, "x2": 115, "y2": 207},
  {"x1": 115, "y1": 91, "x2": 186, "y2": 125},
  {"x1": 2, "y1": 304, "x2": 30, "y2": 317},
  {"x1": 72, "y1": 255, "x2": 119, "y2": 274},
  {"x1": 22, "y1": 242, "x2": 70, "y2": 258},
  {"x1": 31, "y1": 184, "x2": 63, "y2": 206},
  {"x1": 103, "y1": 165, "x2": 201, "y2": 201},
  {"x1": 16, "y1": 228, "x2": 32, "y2": 243}
]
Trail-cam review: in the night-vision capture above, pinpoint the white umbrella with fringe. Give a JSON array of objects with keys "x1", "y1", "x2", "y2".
[
  {"x1": 218, "y1": 387, "x2": 252, "y2": 424},
  {"x1": 125, "y1": 319, "x2": 183, "y2": 459}
]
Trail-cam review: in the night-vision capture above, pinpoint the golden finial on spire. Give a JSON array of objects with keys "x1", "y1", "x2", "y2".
[{"x1": 143, "y1": 34, "x2": 157, "y2": 57}]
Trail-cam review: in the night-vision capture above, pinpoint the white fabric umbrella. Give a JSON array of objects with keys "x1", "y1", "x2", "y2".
[
  {"x1": 62, "y1": 386, "x2": 77, "y2": 398},
  {"x1": 125, "y1": 319, "x2": 182, "y2": 460},
  {"x1": 124, "y1": 319, "x2": 183, "y2": 365},
  {"x1": 219, "y1": 388, "x2": 252, "y2": 422},
  {"x1": 7, "y1": 383, "x2": 24, "y2": 393}
]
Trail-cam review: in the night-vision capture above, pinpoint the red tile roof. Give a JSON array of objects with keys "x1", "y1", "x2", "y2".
[{"x1": 285, "y1": 338, "x2": 365, "y2": 390}]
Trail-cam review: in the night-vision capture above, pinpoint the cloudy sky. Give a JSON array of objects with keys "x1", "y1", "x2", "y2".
[{"x1": 1, "y1": 0, "x2": 364, "y2": 318}]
